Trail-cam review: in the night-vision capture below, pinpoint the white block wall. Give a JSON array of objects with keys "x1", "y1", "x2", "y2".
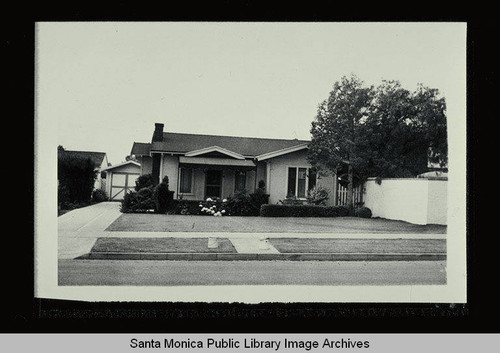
[{"x1": 364, "y1": 178, "x2": 447, "y2": 225}]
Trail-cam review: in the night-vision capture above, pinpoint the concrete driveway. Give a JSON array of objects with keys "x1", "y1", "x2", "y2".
[{"x1": 58, "y1": 202, "x2": 123, "y2": 259}]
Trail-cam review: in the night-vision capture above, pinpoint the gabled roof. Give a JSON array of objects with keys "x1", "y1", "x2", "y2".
[
  {"x1": 255, "y1": 143, "x2": 309, "y2": 161},
  {"x1": 130, "y1": 142, "x2": 152, "y2": 156},
  {"x1": 149, "y1": 132, "x2": 309, "y2": 157},
  {"x1": 184, "y1": 146, "x2": 245, "y2": 160},
  {"x1": 58, "y1": 149, "x2": 107, "y2": 168},
  {"x1": 101, "y1": 160, "x2": 141, "y2": 172}
]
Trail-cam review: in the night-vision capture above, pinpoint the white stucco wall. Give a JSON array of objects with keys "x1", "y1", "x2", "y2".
[
  {"x1": 266, "y1": 149, "x2": 335, "y2": 206},
  {"x1": 427, "y1": 179, "x2": 448, "y2": 225},
  {"x1": 364, "y1": 178, "x2": 447, "y2": 225},
  {"x1": 160, "y1": 155, "x2": 179, "y2": 197},
  {"x1": 139, "y1": 156, "x2": 153, "y2": 175}
]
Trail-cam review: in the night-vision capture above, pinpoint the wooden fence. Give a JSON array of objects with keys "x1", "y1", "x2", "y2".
[{"x1": 336, "y1": 184, "x2": 363, "y2": 207}]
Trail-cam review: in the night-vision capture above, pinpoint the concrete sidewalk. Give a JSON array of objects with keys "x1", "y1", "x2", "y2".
[
  {"x1": 58, "y1": 202, "x2": 124, "y2": 259},
  {"x1": 59, "y1": 202, "x2": 446, "y2": 261}
]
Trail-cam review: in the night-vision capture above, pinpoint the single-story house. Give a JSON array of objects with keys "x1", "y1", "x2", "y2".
[
  {"x1": 101, "y1": 160, "x2": 142, "y2": 200},
  {"x1": 57, "y1": 149, "x2": 109, "y2": 191},
  {"x1": 130, "y1": 123, "x2": 338, "y2": 206}
]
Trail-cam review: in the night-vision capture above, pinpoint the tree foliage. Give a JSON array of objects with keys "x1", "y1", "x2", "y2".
[
  {"x1": 308, "y1": 75, "x2": 448, "y2": 208},
  {"x1": 58, "y1": 148, "x2": 97, "y2": 204}
]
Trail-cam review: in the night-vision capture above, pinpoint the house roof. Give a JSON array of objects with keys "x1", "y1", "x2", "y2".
[
  {"x1": 130, "y1": 142, "x2": 152, "y2": 156},
  {"x1": 101, "y1": 160, "x2": 141, "y2": 172},
  {"x1": 142, "y1": 132, "x2": 309, "y2": 157},
  {"x1": 58, "y1": 149, "x2": 107, "y2": 168}
]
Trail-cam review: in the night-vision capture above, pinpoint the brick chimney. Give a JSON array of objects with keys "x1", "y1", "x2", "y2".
[{"x1": 152, "y1": 123, "x2": 164, "y2": 142}]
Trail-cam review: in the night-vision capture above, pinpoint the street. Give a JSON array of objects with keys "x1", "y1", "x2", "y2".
[{"x1": 58, "y1": 259, "x2": 446, "y2": 286}]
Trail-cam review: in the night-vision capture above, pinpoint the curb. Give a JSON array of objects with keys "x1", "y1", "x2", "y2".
[{"x1": 75, "y1": 252, "x2": 446, "y2": 261}]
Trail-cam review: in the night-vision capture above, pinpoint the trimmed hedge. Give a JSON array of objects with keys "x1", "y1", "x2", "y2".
[
  {"x1": 355, "y1": 206, "x2": 372, "y2": 218},
  {"x1": 260, "y1": 204, "x2": 350, "y2": 217}
]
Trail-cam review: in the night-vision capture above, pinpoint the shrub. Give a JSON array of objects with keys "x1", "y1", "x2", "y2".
[
  {"x1": 92, "y1": 189, "x2": 108, "y2": 203},
  {"x1": 58, "y1": 183, "x2": 71, "y2": 209},
  {"x1": 260, "y1": 204, "x2": 350, "y2": 217},
  {"x1": 120, "y1": 192, "x2": 137, "y2": 213},
  {"x1": 224, "y1": 191, "x2": 255, "y2": 216},
  {"x1": 249, "y1": 189, "x2": 270, "y2": 211},
  {"x1": 224, "y1": 190, "x2": 270, "y2": 216},
  {"x1": 336, "y1": 205, "x2": 350, "y2": 217},
  {"x1": 307, "y1": 186, "x2": 329, "y2": 205},
  {"x1": 355, "y1": 206, "x2": 372, "y2": 218},
  {"x1": 171, "y1": 200, "x2": 202, "y2": 215},
  {"x1": 58, "y1": 153, "x2": 97, "y2": 203},
  {"x1": 153, "y1": 176, "x2": 174, "y2": 214},
  {"x1": 136, "y1": 188, "x2": 155, "y2": 209},
  {"x1": 120, "y1": 188, "x2": 155, "y2": 213},
  {"x1": 135, "y1": 174, "x2": 155, "y2": 191}
]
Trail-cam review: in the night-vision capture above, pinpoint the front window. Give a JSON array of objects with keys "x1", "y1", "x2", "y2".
[
  {"x1": 179, "y1": 167, "x2": 193, "y2": 193},
  {"x1": 287, "y1": 167, "x2": 317, "y2": 198}
]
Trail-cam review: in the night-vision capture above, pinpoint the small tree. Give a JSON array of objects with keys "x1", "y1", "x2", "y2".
[{"x1": 153, "y1": 176, "x2": 174, "y2": 213}]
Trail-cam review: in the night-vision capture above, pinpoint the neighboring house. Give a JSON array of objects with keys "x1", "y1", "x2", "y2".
[
  {"x1": 101, "y1": 160, "x2": 142, "y2": 200},
  {"x1": 130, "y1": 123, "x2": 338, "y2": 206},
  {"x1": 58, "y1": 149, "x2": 109, "y2": 191}
]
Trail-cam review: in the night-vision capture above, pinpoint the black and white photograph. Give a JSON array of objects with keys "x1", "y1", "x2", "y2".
[{"x1": 34, "y1": 21, "x2": 466, "y2": 303}]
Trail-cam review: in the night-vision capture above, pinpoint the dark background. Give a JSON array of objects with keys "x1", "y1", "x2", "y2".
[{"x1": 5, "y1": 5, "x2": 490, "y2": 333}]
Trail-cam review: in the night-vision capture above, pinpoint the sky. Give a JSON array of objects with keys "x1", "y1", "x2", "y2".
[{"x1": 36, "y1": 22, "x2": 466, "y2": 165}]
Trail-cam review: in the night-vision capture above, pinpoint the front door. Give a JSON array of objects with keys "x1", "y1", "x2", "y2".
[{"x1": 205, "y1": 170, "x2": 222, "y2": 199}]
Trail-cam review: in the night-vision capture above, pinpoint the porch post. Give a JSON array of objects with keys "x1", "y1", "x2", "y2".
[
  {"x1": 266, "y1": 161, "x2": 271, "y2": 194},
  {"x1": 254, "y1": 165, "x2": 258, "y2": 192},
  {"x1": 159, "y1": 153, "x2": 164, "y2": 182}
]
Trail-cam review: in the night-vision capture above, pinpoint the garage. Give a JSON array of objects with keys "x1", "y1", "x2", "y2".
[{"x1": 102, "y1": 160, "x2": 141, "y2": 200}]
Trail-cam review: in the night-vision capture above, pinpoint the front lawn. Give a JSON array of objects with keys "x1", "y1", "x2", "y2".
[
  {"x1": 91, "y1": 237, "x2": 237, "y2": 253},
  {"x1": 269, "y1": 238, "x2": 446, "y2": 253},
  {"x1": 105, "y1": 214, "x2": 447, "y2": 234}
]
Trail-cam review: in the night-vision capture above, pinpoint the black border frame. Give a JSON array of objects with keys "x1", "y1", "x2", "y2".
[{"x1": 7, "y1": 6, "x2": 490, "y2": 333}]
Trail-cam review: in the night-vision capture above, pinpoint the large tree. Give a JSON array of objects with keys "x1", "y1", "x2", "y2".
[
  {"x1": 364, "y1": 80, "x2": 447, "y2": 178},
  {"x1": 308, "y1": 75, "x2": 374, "y2": 213},
  {"x1": 308, "y1": 76, "x2": 448, "y2": 210}
]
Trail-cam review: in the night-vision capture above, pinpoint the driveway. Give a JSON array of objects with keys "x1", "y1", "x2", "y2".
[{"x1": 58, "y1": 202, "x2": 123, "y2": 259}]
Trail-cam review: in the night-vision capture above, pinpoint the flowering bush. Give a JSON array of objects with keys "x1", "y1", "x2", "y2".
[{"x1": 199, "y1": 197, "x2": 228, "y2": 217}]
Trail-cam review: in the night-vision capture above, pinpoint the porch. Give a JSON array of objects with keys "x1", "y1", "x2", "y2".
[{"x1": 172, "y1": 156, "x2": 267, "y2": 201}]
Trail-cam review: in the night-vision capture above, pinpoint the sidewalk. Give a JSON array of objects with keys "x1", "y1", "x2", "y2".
[{"x1": 59, "y1": 202, "x2": 446, "y2": 261}]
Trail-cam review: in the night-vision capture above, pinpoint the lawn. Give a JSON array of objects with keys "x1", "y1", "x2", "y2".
[
  {"x1": 91, "y1": 237, "x2": 237, "y2": 253},
  {"x1": 105, "y1": 214, "x2": 447, "y2": 234},
  {"x1": 269, "y1": 238, "x2": 446, "y2": 254}
]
